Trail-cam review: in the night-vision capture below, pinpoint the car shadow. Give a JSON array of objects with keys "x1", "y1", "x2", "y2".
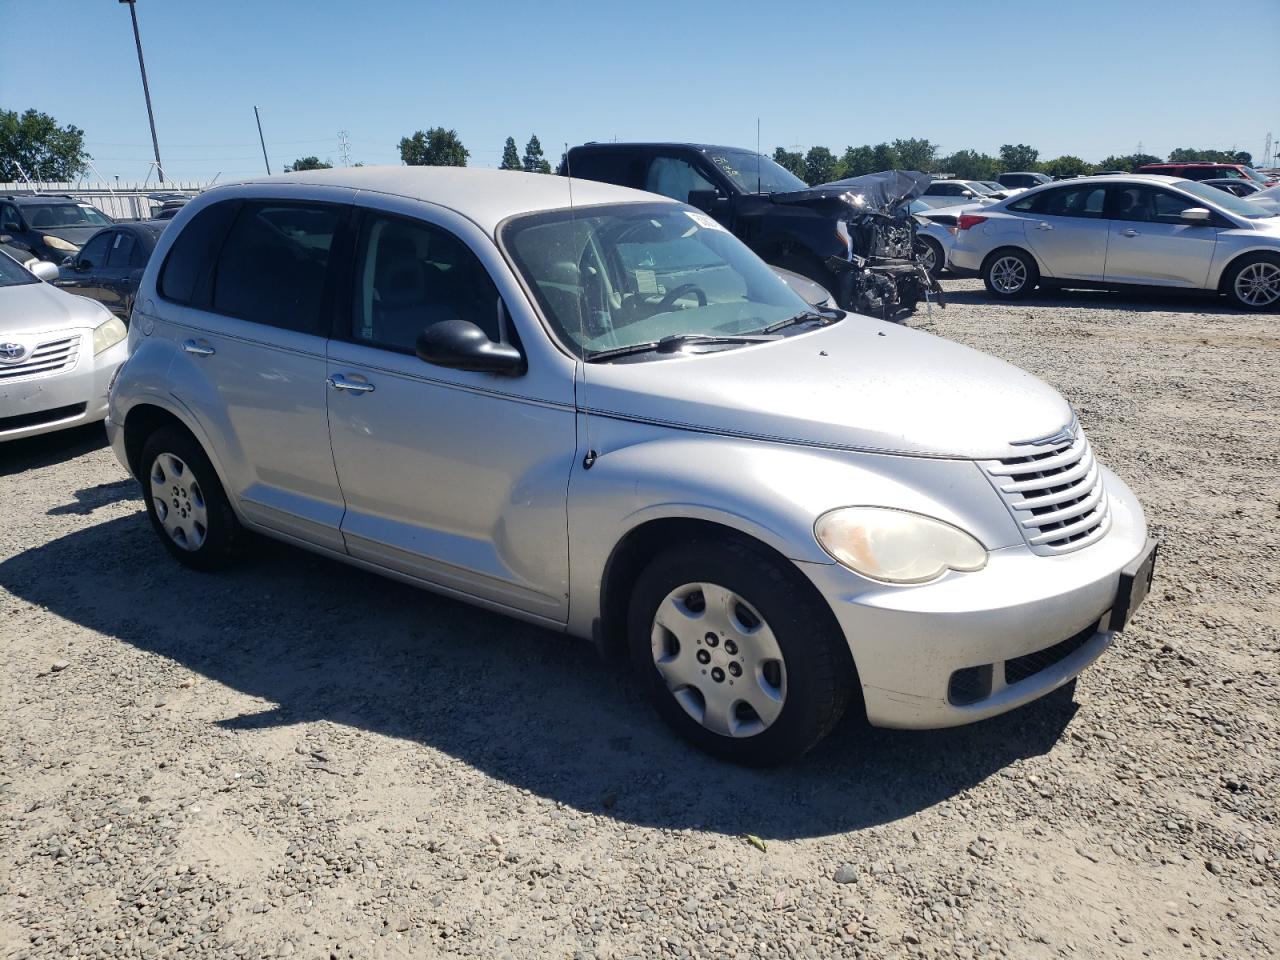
[
  {"x1": 941, "y1": 285, "x2": 1242, "y2": 315},
  {"x1": 47, "y1": 479, "x2": 140, "y2": 515},
  {"x1": 0, "y1": 424, "x2": 110, "y2": 477},
  {"x1": 0, "y1": 512, "x2": 1077, "y2": 840}
]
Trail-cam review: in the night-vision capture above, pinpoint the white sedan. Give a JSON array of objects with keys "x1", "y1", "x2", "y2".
[
  {"x1": 0, "y1": 255, "x2": 129, "y2": 442},
  {"x1": 948, "y1": 175, "x2": 1280, "y2": 310}
]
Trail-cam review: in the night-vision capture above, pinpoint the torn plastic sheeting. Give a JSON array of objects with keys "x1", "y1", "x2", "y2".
[{"x1": 775, "y1": 170, "x2": 933, "y2": 216}]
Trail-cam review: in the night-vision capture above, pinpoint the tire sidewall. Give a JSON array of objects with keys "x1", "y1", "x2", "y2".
[
  {"x1": 140, "y1": 427, "x2": 241, "y2": 570},
  {"x1": 983, "y1": 248, "x2": 1038, "y2": 299}
]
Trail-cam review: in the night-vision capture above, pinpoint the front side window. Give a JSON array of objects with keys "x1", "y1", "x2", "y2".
[
  {"x1": 77, "y1": 232, "x2": 112, "y2": 269},
  {"x1": 502, "y1": 202, "x2": 813, "y2": 360},
  {"x1": 106, "y1": 232, "x2": 137, "y2": 269},
  {"x1": 705, "y1": 150, "x2": 806, "y2": 194},
  {"x1": 212, "y1": 202, "x2": 341, "y2": 334},
  {"x1": 351, "y1": 213, "x2": 502, "y2": 352},
  {"x1": 645, "y1": 156, "x2": 718, "y2": 204}
]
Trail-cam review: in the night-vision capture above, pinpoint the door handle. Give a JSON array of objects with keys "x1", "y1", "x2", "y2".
[
  {"x1": 1036, "y1": 221, "x2": 1053, "y2": 231},
  {"x1": 182, "y1": 339, "x2": 215, "y2": 357},
  {"x1": 1121, "y1": 228, "x2": 1140, "y2": 237},
  {"x1": 326, "y1": 375, "x2": 375, "y2": 394}
]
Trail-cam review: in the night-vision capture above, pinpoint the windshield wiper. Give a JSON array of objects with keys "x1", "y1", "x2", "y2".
[
  {"x1": 761, "y1": 309, "x2": 841, "y2": 334},
  {"x1": 587, "y1": 332, "x2": 778, "y2": 362}
]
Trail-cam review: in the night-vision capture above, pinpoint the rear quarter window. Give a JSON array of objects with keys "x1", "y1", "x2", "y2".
[{"x1": 158, "y1": 201, "x2": 239, "y2": 306}]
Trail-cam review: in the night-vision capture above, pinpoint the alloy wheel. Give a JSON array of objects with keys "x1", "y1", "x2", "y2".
[
  {"x1": 149, "y1": 452, "x2": 208, "y2": 551},
  {"x1": 990, "y1": 255, "x2": 1028, "y2": 294},
  {"x1": 1233, "y1": 261, "x2": 1280, "y2": 307},
  {"x1": 650, "y1": 582, "x2": 787, "y2": 738}
]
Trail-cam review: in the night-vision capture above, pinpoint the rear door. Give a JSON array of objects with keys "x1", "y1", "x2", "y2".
[
  {"x1": 99, "y1": 230, "x2": 142, "y2": 318},
  {"x1": 1103, "y1": 185, "x2": 1218, "y2": 287},
  {"x1": 1014, "y1": 183, "x2": 1109, "y2": 280}
]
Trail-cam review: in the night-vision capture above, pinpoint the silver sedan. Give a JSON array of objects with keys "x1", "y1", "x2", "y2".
[{"x1": 949, "y1": 174, "x2": 1280, "y2": 310}]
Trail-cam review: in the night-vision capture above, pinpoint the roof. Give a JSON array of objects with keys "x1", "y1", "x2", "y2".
[
  {"x1": 230, "y1": 166, "x2": 667, "y2": 233},
  {"x1": 6, "y1": 194, "x2": 81, "y2": 204},
  {"x1": 1138, "y1": 161, "x2": 1243, "y2": 167},
  {"x1": 573, "y1": 142, "x2": 750, "y2": 154}
]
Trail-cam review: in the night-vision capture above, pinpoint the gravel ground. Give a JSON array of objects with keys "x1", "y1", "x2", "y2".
[{"x1": 2, "y1": 280, "x2": 1277, "y2": 959}]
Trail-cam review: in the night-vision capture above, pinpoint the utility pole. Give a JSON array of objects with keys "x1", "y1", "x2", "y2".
[
  {"x1": 254, "y1": 107, "x2": 271, "y2": 175},
  {"x1": 119, "y1": 0, "x2": 163, "y2": 183}
]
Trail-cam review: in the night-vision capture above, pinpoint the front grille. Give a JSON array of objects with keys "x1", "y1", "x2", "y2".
[
  {"x1": 0, "y1": 402, "x2": 88, "y2": 433},
  {"x1": 0, "y1": 335, "x2": 80, "y2": 381},
  {"x1": 982, "y1": 430, "x2": 1111, "y2": 555},
  {"x1": 1004, "y1": 623, "x2": 1097, "y2": 685}
]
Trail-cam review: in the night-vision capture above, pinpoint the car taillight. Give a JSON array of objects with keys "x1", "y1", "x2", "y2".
[{"x1": 957, "y1": 214, "x2": 988, "y2": 231}]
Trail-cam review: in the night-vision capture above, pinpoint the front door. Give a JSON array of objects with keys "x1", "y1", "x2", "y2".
[
  {"x1": 645, "y1": 153, "x2": 733, "y2": 229},
  {"x1": 325, "y1": 202, "x2": 574, "y2": 622},
  {"x1": 98, "y1": 229, "x2": 146, "y2": 319},
  {"x1": 59, "y1": 230, "x2": 114, "y2": 306},
  {"x1": 1016, "y1": 182, "x2": 1109, "y2": 281},
  {"x1": 1103, "y1": 185, "x2": 1218, "y2": 287}
]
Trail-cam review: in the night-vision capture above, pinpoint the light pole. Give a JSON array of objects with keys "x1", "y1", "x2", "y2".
[{"x1": 119, "y1": 0, "x2": 164, "y2": 183}]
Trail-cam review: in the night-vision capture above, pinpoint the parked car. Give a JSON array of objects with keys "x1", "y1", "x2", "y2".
[
  {"x1": 1245, "y1": 184, "x2": 1280, "y2": 217},
  {"x1": 979, "y1": 181, "x2": 1023, "y2": 200},
  {"x1": 0, "y1": 195, "x2": 115, "y2": 263},
  {"x1": 918, "y1": 179, "x2": 999, "y2": 208},
  {"x1": 1201, "y1": 178, "x2": 1264, "y2": 198},
  {"x1": 0, "y1": 252, "x2": 129, "y2": 442},
  {"x1": 907, "y1": 200, "x2": 984, "y2": 277},
  {"x1": 1134, "y1": 162, "x2": 1274, "y2": 185},
  {"x1": 55, "y1": 221, "x2": 166, "y2": 320},
  {"x1": 561, "y1": 143, "x2": 939, "y2": 318},
  {"x1": 107, "y1": 167, "x2": 1155, "y2": 765},
  {"x1": 996, "y1": 171, "x2": 1052, "y2": 190},
  {"x1": 948, "y1": 175, "x2": 1280, "y2": 310}
]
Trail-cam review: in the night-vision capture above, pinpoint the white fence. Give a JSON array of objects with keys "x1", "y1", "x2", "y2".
[{"x1": 0, "y1": 181, "x2": 211, "y2": 221}]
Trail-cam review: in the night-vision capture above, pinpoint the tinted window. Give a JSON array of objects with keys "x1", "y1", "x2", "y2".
[
  {"x1": 159, "y1": 201, "x2": 239, "y2": 306},
  {"x1": 1011, "y1": 185, "x2": 1105, "y2": 218},
  {"x1": 1109, "y1": 186, "x2": 1201, "y2": 223},
  {"x1": 0, "y1": 202, "x2": 20, "y2": 229},
  {"x1": 568, "y1": 151, "x2": 644, "y2": 189},
  {"x1": 106, "y1": 231, "x2": 137, "y2": 268},
  {"x1": 212, "y1": 202, "x2": 341, "y2": 334},
  {"x1": 78, "y1": 232, "x2": 112, "y2": 269},
  {"x1": 645, "y1": 156, "x2": 717, "y2": 204},
  {"x1": 351, "y1": 213, "x2": 501, "y2": 352}
]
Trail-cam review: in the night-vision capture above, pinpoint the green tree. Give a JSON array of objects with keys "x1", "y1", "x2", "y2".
[
  {"x1": 1234, "y1": 151, "x2": 1253, "y2": 165},
  {"x1": 892, "y1": 138, "x2": 938, "y2": 173},
  {"x1": 772, "y1": 147, "x2": 804, "y2": 178},
  {"x1": 870, "y1": 142, "x2": 900, "y2": 172},
  {"x1": 522, "y1": 135, "x2": 551, "y2": 174},
  {"x1": 499, "y1": 136, "x2": 521, "y2": 171},
  {"x1": 836, "y1": 145, "x2": 875, "y2": 179},
  {"x1": 399, "y1": 127, "x2": 469, "y2": 167},
  {"x1": 998, "y1": 143, "x2": 1039, "y2": 172},
  {"x1": 1040, "y1": 155, "x2": 1092, "y2": 178},
  {"x1": 1167, "y1": 146, "x2": 1237, "y2": 164},
  {"x1": 284, "y1": 156, "x2": 331, "y2": 172},
  {"x1": 1097, "y1": 153, "x2": 1161, "y2": 172},
  {"x1": 803, "y1": 146, "x2": 837, "y2": 186},
  {"x1": 937, "y1": 149, "x2": 1000, "y2": 181},
  {"x1": 0, "y1": 108, "x2": 90, "y2": 181}
]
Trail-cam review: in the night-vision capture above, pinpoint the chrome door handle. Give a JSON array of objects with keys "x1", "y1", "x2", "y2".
[
  {"x1": 326, "y1": 375, "x2": 375, "y2": 394},
  {"x1": 182, "y1": 339, "x2": 214, "y2": 357},
  {"x1": 1121, "y1": 228, "x2": 1140, "y2": 237},
  {"x1": 1036, "y1": 221, "x2": 1053, "y2": 231}
]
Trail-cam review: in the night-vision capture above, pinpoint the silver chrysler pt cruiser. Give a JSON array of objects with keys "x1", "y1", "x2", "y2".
[{"x1": 107, "y1": 168, "x2": 1156, "y2": 765}]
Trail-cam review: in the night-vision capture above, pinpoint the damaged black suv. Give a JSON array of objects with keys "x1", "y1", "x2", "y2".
[{"x1": 561, "y1": 142, "x2": 941, "y2": 319}]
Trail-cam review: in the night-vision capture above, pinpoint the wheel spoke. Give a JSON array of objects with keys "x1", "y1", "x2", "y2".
[
  {"x1": 743, "y1": 674, "x2": 785, "y2": 728},
  {"x1": 700, "y1": 691, "x2": 738, "y2": 737}
]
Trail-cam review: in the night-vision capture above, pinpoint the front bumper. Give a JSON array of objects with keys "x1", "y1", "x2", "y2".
[
  {"x1": 0, "y1": 334, "x2": 127, "y2": 442},
  {"x1": 797, "y1": 468, "x2": 1150, "y2": 729}
]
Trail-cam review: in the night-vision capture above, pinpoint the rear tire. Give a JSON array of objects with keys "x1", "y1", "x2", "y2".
[
  {"x1": 1222, "y1": 253, "x2": 1280, "y2": 311},
  {"x1": 916, "y1": 236, "x2": 945, "y2": 279},
  {"x1": 140, "y1": 427, "x2": 243, "y2": 571},
  {"x1": 982, "y1": 248, "x2": 1039, "y2": 299},
  {"x1": 627, "y1": 537, "x2": 852, "y2": 766}
]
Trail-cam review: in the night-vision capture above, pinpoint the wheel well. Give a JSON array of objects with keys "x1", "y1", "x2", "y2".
[
  {"x1": 595, "y1": 518, "x2": 856, "y2": 680},
  {"x1": 122, "y1": 405, "x2": 194, "y2": 480},
  {"x1": 1217, "y1": 249, "x2": 1280, "y2": 292}
]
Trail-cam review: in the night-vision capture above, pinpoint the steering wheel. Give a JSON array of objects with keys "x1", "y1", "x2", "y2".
[{"x1": 657, "y1": 283, "x2": 707, "y2": 310}]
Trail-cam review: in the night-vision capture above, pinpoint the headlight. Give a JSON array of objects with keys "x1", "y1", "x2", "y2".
[
  {"x1": 814, "y1": 507, "x2": 988, "y2": 584},
  {"x1": 93, "y1": 316, "x2": 127, "y2": 355},
  {"x1": 42, "y1": 235, "x2": 78, "y2": 252}
]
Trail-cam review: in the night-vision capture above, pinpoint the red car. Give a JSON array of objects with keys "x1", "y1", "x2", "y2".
[{"x1": 1135, "y1": 161, "x2": 1275, "y2": 185}]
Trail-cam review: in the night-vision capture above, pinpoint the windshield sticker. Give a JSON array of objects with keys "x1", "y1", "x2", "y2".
[
  {"x1": 634, "y1": 268, "x2": 658, "y2": 294},
  {"x1": 685, "y1": 211, "x2": 726, "y2": 232}
]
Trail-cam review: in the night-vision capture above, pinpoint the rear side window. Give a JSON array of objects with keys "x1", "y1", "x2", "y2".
[
  {"x1": 1009, "y1": 185, "x2": 1105, "y2": 218},
  {"x1": 106, "y1": 232, "x2": 136, "y2": 269},
  {"x1": 159, "y1": 201, "x2": 238, "y2": 306},
  {"x1": 212, "y1": 202, "x2": 342, "y2": 334},
  {"x1": 567, "y1": 151, "x2": 644, "y2": 189}
]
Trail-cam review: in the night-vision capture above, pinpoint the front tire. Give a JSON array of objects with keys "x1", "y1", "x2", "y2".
[
  {"x1": 140, "y1": 427, "x2": 243, "y2": 571},
  {"x1": 983, "y1": 248, "x2": 1039, "y2": 299},
  {"x1": 627, "y1": 538, "x2": 851, "y2": 766},
  {"x1": 1222, "y1": 253, "x2": 1280, "y2": 311}
]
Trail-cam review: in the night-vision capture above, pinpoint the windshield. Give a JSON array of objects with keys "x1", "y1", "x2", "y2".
[
  {"x1": 1177, "y1": 179, "x2": 1274, "y2": 219},
  {"x1": 0, "y1": 252, "x2": 39, "y2": 286},
  {"x1": 1241, "y1": 167, "x2": 1269, "y2": 184},
  {"x1": 502, "y1": 202, "x2": 814, "y2": 360},
  {"x1": 706, "y1": 150, "x2": 807, "y2": 194},
  {"x1": 21, "y1": 202, "x2": 114, "y2": 229}
]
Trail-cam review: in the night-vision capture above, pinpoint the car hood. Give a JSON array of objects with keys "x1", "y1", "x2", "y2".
[
  {"x1": 0, "y1": 279, "x2": 110, "y2": 335},
  {"x1": 770, "y1": 170, "x2": 933, "y2": 217},
  {"x1": 583, "y1": 315, "x2": 1073, "y2": 460},
  {"x1": 37, "y1": 225, "x2": 100, "y2": 248}
]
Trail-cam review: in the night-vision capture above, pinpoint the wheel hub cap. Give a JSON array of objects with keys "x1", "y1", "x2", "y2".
[
  {"x1": 150, "y1": 453, "x2": 208, "y2": 551},
  {"x1": 991, "y1": 256, "x2": 1027, "y2": 293},
  {"x1": 1235, "y1": 263, "x2": 1280, "y2": 306},
  {"x1": 650, "y1": 582, "x2": 787, "y2": 738}
]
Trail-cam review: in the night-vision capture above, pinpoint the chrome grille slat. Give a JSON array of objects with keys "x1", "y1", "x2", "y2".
[
  {"x1": 982, "y1": 427, "x2": 1111, "y2": 556},
  {"x1": 0, "y1": 335, "x2": 80, "y2": 380}
]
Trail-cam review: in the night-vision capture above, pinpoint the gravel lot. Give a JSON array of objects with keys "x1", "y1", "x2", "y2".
[{"x1": 2, "y1": 280, "x2": 1277, "y2": 959}]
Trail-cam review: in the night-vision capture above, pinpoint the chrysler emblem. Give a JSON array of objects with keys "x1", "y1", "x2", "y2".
[
  {"x1": 0, "y1": 342, "x2": 27, "y2": 363},
  {"x1": 1012, "y1": 420, "x2": 1078, "y2": 448}
]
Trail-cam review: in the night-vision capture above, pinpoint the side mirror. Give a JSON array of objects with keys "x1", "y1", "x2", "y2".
[
  {"x1": 961, "y1": 190, "x2": 975, "y2": 198},
  {"x1": 74, "y1": 258, "x2": 93, "y2": 272},
  {"x1": 60, "y1": 256, "x2": 75, "y2": 267},
  {"x1": 1181, "y1": 207, "x2": 1212, "y2": 223},
  {"x1": 31, "y1": 261, "x2": 59, "y2": 282},
  {"x1": 415, "y1": 318, "x2": 524, "y2": 375},
  {"x1": 687, "y1": 189, "x2": 727, "y2": 212}
]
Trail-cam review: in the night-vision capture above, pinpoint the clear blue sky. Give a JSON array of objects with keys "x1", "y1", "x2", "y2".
[{"x1": 3, "y1": 0, "x2": 1279, "y2": 183}]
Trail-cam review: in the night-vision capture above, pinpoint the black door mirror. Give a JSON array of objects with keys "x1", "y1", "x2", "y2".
[
  {"x1": 74, "y1": 258, "x2": 93, "y2": 272},
  {"x1": 416, "y1": 319, "x2": 524, "y2": 375},
  {"x1": 687, "y1": 189, "x2": 727, "y2": 212}
]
